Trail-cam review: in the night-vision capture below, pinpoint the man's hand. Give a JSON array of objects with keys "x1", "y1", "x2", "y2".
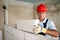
[
  {"x1": 33, "y1": 25, "x2": 41, "y2": 34},
  {"x1": 33, "y1": 25, "x2": 47, "y2": 34}
]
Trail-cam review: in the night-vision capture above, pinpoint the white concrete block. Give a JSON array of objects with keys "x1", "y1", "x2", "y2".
[
  {"x1": 25, "y1": 32, "x2": 57, "y2": 40},
  {"x1": 0, "y1": 30, "x2": 2, "y2": 40},
  {"x1": 5, "y1": 35, "x2": 13, "y2": 40},
  {"x1": 5, "y1": 36, "x2": 9, "y2": 40},
  {"x1": 13, "y1": 36, "x2": 22, "y2": 40},
  {"x1": 16, "y1": 20, "x2": 35, "y2": 33},
  {"x1": 5, "y1": 25, "x2": 58, "y2": 40},
  {"x1": 10, "y1": 34, "x2": 17, "y2": 40},
  {"x1": 5, "y1": 26, "x2": 24, "y2": 40},
  {"x1": 5, "y1": 25, "x2": 12, "y2": 33},
  {"x1": 5, "y1": 31, "x2": 13, "y2": 40},
  {"x1": 12, "y1": 27, "x2": 24, "y2": 40},
  {"x1": 25, "y1": 32, "x2": 45, "y2": 40}
]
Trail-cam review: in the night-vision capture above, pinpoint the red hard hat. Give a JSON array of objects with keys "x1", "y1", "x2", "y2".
[{"x1": 37, "y1": 4, "x2": 47, "y2": 13}]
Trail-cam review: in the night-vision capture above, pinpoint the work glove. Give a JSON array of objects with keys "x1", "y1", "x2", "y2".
[{"x1": 33, "y1": 25, "x2": 47, "y2": 34}]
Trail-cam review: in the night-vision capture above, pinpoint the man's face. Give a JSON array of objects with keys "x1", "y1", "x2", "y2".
[{"x1": 38, "y1": 12, "x2": 46, "y2": 19}]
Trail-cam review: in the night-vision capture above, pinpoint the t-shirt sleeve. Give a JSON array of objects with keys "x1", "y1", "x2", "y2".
[{"x1": 48, "y1": 20, "x2": 57, "y2": 30}]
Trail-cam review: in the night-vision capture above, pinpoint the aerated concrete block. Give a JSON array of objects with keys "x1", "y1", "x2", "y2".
[
  {"x1": 0, "y1": 30, "x2": 2, "y2": 40},
  {"x1": 5, "y1": 25, "x2": 12, "y2": 33},
  {"x1": 12, "y1": 27, "x2": 24, "y2": 40},
  {"x1": 25, "y1": 32, "x2": 57, "y2": 40},
  {"x1": 16, "y1": 20, "x2": 35, "y2": 33}
]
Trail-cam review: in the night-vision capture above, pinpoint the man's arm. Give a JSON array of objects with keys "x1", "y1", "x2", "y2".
[
  {"x1": 46, "y1": 29, "x2": 58, "y2": 37},
  {"x1": 46, "y1": 20, "x2": 59, "y2": 37},
  {"x1": 33, "y1": 20, "x2": 59, "y2": 37}
]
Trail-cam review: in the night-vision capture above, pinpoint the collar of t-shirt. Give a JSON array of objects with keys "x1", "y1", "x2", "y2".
[
  {"x1": 39, "y1": 18, "x2": 47, "y2": 23},
  {"x1": 38, "y1": 18, "x2": 47, "y2": 27},
  {"x1": 34, "y1": 18, "x2": 47, "y2": 26}
]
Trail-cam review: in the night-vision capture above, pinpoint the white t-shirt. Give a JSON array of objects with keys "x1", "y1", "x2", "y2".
[{"x1": 34, "y1": 18, "x2": 57, "y2": 38}]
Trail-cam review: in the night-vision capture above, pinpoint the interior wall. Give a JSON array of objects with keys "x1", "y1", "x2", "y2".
[
  {"x1": 0, "y1": 0, "x2": 5, "y2": 40},
  {"x1": 0, "y1": 0, "x2": 4, "y2": 30},
  {"x1": 8, "y1": 1, "x2": 34, "y2": 26}
]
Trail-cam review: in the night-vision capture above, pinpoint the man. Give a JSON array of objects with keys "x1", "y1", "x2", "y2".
[{"x1": 33, "y1": 4, "x2": 58, "y2": 38}]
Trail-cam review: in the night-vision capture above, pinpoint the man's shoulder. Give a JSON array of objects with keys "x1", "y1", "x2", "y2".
[{"x1": 47, "y1": 19, "x2": 54, "y2": 23}]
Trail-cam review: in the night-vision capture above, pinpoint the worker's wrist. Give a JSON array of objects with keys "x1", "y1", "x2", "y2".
[{"x1": 41, "y1": 28, "x2": 47, "y2": 33}]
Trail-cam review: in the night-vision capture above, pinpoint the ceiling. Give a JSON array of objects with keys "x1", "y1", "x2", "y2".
[
  {"x1": 15, "y1": 0, "x2": 44, "y2": 3},
  {"x1": 15, "y1": 0, "x2": 60, "y2": 4}
]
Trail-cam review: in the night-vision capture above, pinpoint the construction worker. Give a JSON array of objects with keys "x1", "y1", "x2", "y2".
[{"x1": 33, "y1": 4, "x2": 58, "y2": 38}]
